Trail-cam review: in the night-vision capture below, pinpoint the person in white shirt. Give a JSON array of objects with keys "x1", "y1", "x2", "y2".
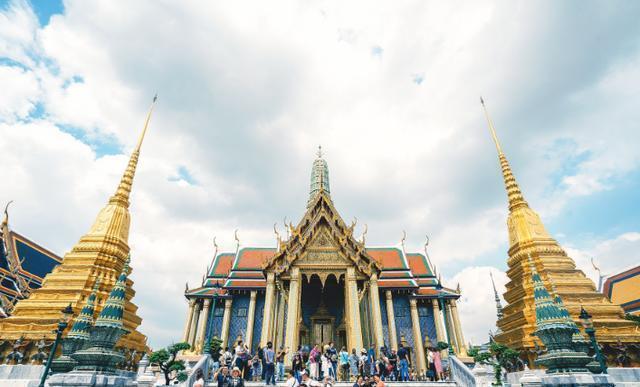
[{"x1": 285, "y1": 369, "x2": 300, "y2": 387}]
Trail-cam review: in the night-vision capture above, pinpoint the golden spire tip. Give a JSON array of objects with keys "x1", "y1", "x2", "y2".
[
  {"x1": 135, "y1": 94, "x2": 158, "y2": 152},
  {"x1": 480, "y1": 96, "x2": 503, "y2": 154}
]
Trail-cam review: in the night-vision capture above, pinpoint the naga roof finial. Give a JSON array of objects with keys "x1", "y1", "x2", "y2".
[
  {"x1": 2, "y1": 201, "x2": 13, "y2": 227},
  {"x1": 234, "y1": 229, "x2": 240, "y2": 252},
  {"x1": 360, "y1": 224, "x2": 368, "y2": 245}
]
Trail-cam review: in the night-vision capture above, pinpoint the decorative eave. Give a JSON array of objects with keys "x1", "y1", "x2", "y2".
[{"x1": 262, "y1": 191, "x2": 382, "y2": 276}]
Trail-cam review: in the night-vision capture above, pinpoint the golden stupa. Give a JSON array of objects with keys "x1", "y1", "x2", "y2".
[
  {"x1": 0, "y1": 97, "x2": 157, "y2": 358},
  {"x1": 481, "y1": 98, "x2": 640, "y2": 364}
]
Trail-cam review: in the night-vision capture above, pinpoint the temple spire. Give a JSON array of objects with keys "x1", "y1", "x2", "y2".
[
  {"x1": 109, "y1": 95, "x2": 157, "y2": 208},
  {"x1": 490, "y1": 271, "x2": 504, "y2": 321},
  {"x1": 307, "y1": 145, "x2": 331, "y2": 207},
  {"x1": 480, "y1": 97, "x2": 528, "y2": 212}
]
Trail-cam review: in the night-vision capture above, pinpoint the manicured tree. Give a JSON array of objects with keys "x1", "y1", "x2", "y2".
[
  {"x1": 208, "y1": 336, "x2": 223, "y2": 362},
  {"x1": 149, "y1": 342, "x2": 191, "y2": 385}
]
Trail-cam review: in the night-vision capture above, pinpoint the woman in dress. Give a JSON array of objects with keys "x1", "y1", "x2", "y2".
[
  {"x1": 348, "y1": 348, "x2": 359, "y2": 381},
  {"x1": 432, "y1": 347, "x2": 443, "y2": 381}
]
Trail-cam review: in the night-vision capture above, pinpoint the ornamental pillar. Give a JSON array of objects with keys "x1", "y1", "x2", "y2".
[
  {"x1": 284, "y1": 267, "x2": 301, "y2": 367},
  {"x1": 346, "y1": 267, "x2": 363, "y2": 352},
  {"x1": 274, "y1": 290, "x2": 286, "y2": 351},
  {"x1": 182, "y1": 298, "x2": 197, "y2": 343},
  {"x1": 245, "y1": 291, "x2": 257, "y2": 351},
  {"x1": 409, "y1": 298, "x2": 427, "y2": 375},
  {"x1": 369, "y1": 273, "x2": 384, "y2": 355},
  {"x1": 431, "y1": 299, "x2": 447, "y2": 357},
  {"x1": 450, "y1": 300, "x2": 468, "y2": 356},
  {"x1": 260, "y1": 272, "x2": 276, "y2": 346},
  {"x1": 196, "y1": 299, "x2": 212, "y2": 353},
  {"x1": 220, "y1": 298, "x2": 233, "y2": 348},
  {"x1": 188, "y1": 301, "x2": 201, "y2": 347},
  {"x1": 444, "y1": 300, "x2": 459, "y2": 354},
  {"x1": 385, "y1": 291, "x2": 398, "y2": 351}
]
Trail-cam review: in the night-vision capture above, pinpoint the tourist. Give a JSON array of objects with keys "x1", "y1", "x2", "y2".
[
  {"x1": 427, "y1": 347, "x2": 435, "y2": 381},
  {"x1": 277, "y1": 346, "x2": 288, "y2": 382},
  {"x1": 328, "y1": 341, "x2": 338, "y2": 378},
  {"x1": 348, "y1": 348, "x2": 359, "y2": 381},
  {"x1": 309, "y1": 344, "x2": 321, "y2": 380},
  {"x1": 213, "y1": 365, "x2": 230, "y2": 387},
  {"x1": 372, "y1": 374, "x2": 385, "y2": 387},
  {"x1": 193, "y1": 369, "x2": 205, "y2": 387},
  {"x1": 263, "y1": 341, "x2": 276, "y2": 385},
  {"x1": 432, "y1": 346, "x2": 443, "y2": 381},
  {"x1": 228, "y1": 367, "x2": 245, "y2": 387},
  {"x1": 250, "y1": 352, "x2": 260, "y2": 381},
  {"x1": 338, "y1": 346, "x2": 349, "y2": 381},
  {"x1": 299, "y1": 370, "x2": 323, "y2": 387},
  {"x1": 396, "y1": 343, "x2": 409, "y2": 381},
  {"x1": 292, "y1": 351, "x2": 304, "y2": 383},
  {"x1": 387, "y1": 349, "x2": 397, "y2": 381},
  {"x1": 358, "y1": 349, "x2": 370, "y2": 377},
  {"x1": 258, "y1": 343, "x2": 265, "y2": 380},
  {"x1": 321, "y1": 346, "x2": 332, "y2": 380},
  {"x1": 222, "y1": 347, "x2": 233, "y2": 368},
  {"x1": 285, "y1": 369, "x2": 300, "y2": 387},
  {"x1": 352, "y1": 376, "x2": 365, "y2": 387},
  {"x1": 367, "y1": 345, "x2": 376, "y2": 376}
]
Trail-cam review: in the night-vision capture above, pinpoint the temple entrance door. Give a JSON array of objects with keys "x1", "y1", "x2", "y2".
[{"x1": 313, "y1": 319, "x2": 334, "y2": 345}]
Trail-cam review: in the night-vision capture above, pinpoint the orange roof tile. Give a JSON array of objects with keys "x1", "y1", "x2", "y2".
[
  {"x1": 210, "y1": 253, "x2": 235, "y2": 277},
  {"x1": 406, "y1": 253, "x2": 433, "y2": 277},
  {"x1": 366, "y1": 248, "x2": 406, "y2": 270},
  {"x1": 233, "y1": 248, "x2": 276, "y2": 270}
]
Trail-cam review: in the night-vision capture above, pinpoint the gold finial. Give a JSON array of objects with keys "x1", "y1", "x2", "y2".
[
  {"x1": 2, "y1": 201, "x2": 13, "y2": 227},
  {"x1": 360, "y1": 224, "x2": 368, "y2": 244},
  {"x1": 207, "y1": 236, "x2": 219, "y2": 274},
  {"x1": 109, "y1": 95, "x2": 158, "y2": 208},
  {"x1": 480, "y1": 97, "x2": 503, "y2": 154}
]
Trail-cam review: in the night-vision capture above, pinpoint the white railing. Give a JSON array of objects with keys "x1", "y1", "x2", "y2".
[
  {"x1": 450, "y1": 355, "x2": 477, "y2": 387},
  {"x1": 181, "y1": 354, "x2": 211, "y2": 387}
]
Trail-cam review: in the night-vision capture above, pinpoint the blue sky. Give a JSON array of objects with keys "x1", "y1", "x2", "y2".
[{"x1": 1, "y1": 0, "x2": 639, "y2": 347}]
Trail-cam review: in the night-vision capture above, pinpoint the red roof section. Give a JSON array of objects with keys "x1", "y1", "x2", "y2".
[
  {"x1": 233, "y1": 248, "x2": 276, "y2": 270},
  {"x1": 406, "y1": 253, "x2": 433, "y2": 277},
  {"x1": 210, "y1": 253, "x2": 235, "y2": 277},
  {"x1": 366, "y1": 248, "x2": 406, "y2": 270}
]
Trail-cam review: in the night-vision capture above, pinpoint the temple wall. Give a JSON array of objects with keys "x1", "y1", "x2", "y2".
[
  {"x1": 393, "y1": 295, "x2": 416, "y2": 356},
  {"x1": 251, "y1": 293, "x2": 265, "y2": 350},
  {"x1": 205, "y1": 298, "x2": 225, "y2": 346},
  {"x1": 380, "y1": 291, "x2": 390, "y2": 347},
  {"x1": 417, "y1": 301, "x2": 437, "y2": 345},
  {"x1": 228, "y1": 294, "x2": 249, "y2": 347}
]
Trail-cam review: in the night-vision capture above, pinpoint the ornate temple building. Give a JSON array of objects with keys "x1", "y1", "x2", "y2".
[
  {"x1": 602, "y1": 264, "x2": 640, "y2": 316},
  {"x1": 481, "y1": 99, "x2": 640, "y2": 365},
  {"x1": 0, "y1": 99, "x2": 156, "y2": 363},
  {"x1": 182, "y1": 149, "x2": 469, "y2": 374},
  {"x1": 0, "y1": 205, "x2": 62, "y2": 318}
]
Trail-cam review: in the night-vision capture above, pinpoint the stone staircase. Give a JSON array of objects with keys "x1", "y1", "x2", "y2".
[{"x1": 207, "y1": 382, "x2": 457, "y2": 386}]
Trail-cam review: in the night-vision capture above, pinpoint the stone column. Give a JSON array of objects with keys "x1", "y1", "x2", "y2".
[
  {"x1": 220, "y1": 298, "x2": 233, "y2": 348},
  {"x1": 431, "y1": 299, "x2": 447, "y2": 350},
  {"x1": 196, "y1": 299, "x2": 212, "y2": 353},
  {"x1": 182, "y1": 298, "x2": 197, "y2": 343},
  {"x1": 260, "y1": 272, "x2": 276, "y2": 347},
  {"x1": 188, "y1": 301, "x2": 201, "y2": 347},
  {"x1": 346, "y1": 267, "x2": 363, "y2": 352},
  {"x1": 385, "y1": 291, "x2": 398, "y2": 351},
  {"x1": 444, "y1": 300, "x2": 460, "y2": 354},
  {"x1": 450, "y1": 300, "x2": 468, "y2": 356},
  {"x1": 369, "y1": 273, "x2": 385, "y2": 355},
  {"x1": 284, "y1": 267, "x2": 301, "y2": 367},
  {"x1": 274, "y1": 290, "x2": 286, "y2": 351},
  {"x1": 409, "y1": 298, "x2": 427, "y2": 375},
  {"x1": 245, "y1": 291, "x2": 257, "y2": 351}
]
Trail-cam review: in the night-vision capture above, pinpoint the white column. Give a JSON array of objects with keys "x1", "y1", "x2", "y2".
[
  {"x1": 245, "y1": 291, "x2": 257, "y2": 351},
  {"x1": 450, "y1": 300, "x2": 468, "y2": 356},
  {"x1": 409, "y1": 298, "x2": 427, "y2": 374},
  {"x1": 386, "y1": 291, "x2": 398, "y2": 351},
  {"x1": 369, "y1": 273, "x2": 384, "y2": 355},
  {"x1": 220, "y1": 298, "x2": 233, "y2": 348},
  {"x1": 346, "y1": 267, "x2": 363, "y2": 352},
  {"x1": 284, "y1": 267, "x2": 301, "y2": 367},
  {"x1": 182, "y1": 299, "x2": 197, "y2": 343},
  {"x1": 188, "y1": 301, "x2": 201, "y2": 347},
  {"x1": 260, "y1": 272, "x2": 276, "y2": 346},
  {"x1": 196, "y1": 298, "x2": 212, "y2": 353}
]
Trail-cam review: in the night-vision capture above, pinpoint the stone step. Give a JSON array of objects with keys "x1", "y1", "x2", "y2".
[{"x1": 207, "y1": 382, "x2": 457, "y2": 387}]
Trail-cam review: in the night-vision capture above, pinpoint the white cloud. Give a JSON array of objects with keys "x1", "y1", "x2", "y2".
[{"x1": 1, "y1": 0, "x2": 639, "y2": 348}]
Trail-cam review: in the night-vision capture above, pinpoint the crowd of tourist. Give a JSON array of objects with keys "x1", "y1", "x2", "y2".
[{"x1": 205, "y1": 339, "x2": 448, "y2": 386}]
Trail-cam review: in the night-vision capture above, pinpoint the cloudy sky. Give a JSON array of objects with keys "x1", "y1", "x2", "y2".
[{"x1": 1, "y1": 0, "x2": 639, "y2": 349}]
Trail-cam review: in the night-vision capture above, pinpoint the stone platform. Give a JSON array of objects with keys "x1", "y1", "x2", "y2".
[
  {"x1": 47, "y1": 370, "x2": 135, "y2": 387},
  {"x1": 209, "y1": 382, "x2": 457, "y2": 387}
]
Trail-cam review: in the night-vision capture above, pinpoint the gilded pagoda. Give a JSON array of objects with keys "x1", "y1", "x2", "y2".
[
  {"x1": 481, "y1": 98, "x2": 640, "y2": 365},
  {"x1": 182, "y1": 149, "x2": 470, "y2": 375},
  {"x1": 0, "y1": 98, "x2": 156, "y2": 363}
]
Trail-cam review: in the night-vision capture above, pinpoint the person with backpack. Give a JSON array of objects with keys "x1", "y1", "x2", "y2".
[{"x1": 263, "y1": 341, "x2": 276, "y2": 385}]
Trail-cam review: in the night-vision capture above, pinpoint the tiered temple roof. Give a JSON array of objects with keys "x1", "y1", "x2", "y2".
[{"x1": 186, "y1": 240, "x2": 457, "y2": 299}]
